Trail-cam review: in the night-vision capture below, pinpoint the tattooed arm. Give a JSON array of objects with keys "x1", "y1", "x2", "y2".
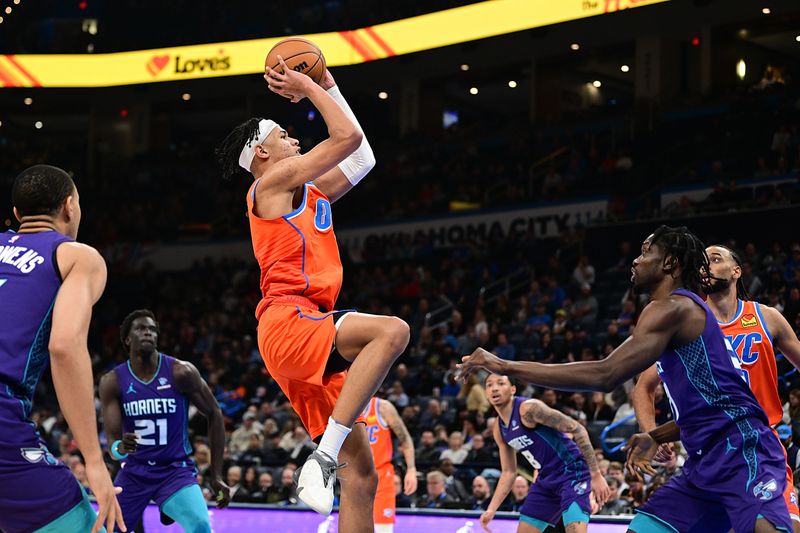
[
  {"x1": 520, "y1": 399, "x2": 611, "y2": 505},
  {"x1": 379, "y1": 399, "x2": 418, "y2": 495}
]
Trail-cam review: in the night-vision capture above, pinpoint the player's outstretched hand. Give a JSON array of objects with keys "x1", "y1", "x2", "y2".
[
  {"x1": 87, "y1": 459, "x2": 126, "y2": 533},
  {"x1": 209, "y1": 476, "x2": 231, "y2": 509},
  {"x1": 264, "y1": 55, "x2": 313, "y2": 103},
  {"x1": 623, "y1": 432, "x2": 659, "y2": 481},
  {"x1": 456, "y1": 348, "x2": 505, "y2": 382},
  {"x1": 318, "y1": 69, "x2": 336, "y2": 91},
  {"x1": 479, "y1": 510, "x2": 495, "y2": 532},
  {"x1": 120, "y1": 432, "x2": 139, "y2": 455},
  {"x1": 590, "y1": 470, "x2": 612, "y2": 506},
  {"x1": 403, "y1": 467, "x2": 418, "y2": 495}
]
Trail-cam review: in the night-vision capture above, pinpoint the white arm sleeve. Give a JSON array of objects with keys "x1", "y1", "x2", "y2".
[{"x1": 327, "y1": 85, "x2": 375, "y2": 186}]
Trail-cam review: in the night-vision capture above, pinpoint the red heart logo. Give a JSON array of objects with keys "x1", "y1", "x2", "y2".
[{"x1": 146, "y1": 54, "x2": 170, "y2": 76}]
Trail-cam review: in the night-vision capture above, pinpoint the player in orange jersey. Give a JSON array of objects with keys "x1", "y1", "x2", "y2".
[
  {"x1": 363, "y1": 397, "x2": 418, "y2": 533},
  {"x1": 632, "y1": 244, "x2": 800, "y2": 529},
  {"x1": 215, "y1": 57, "x2": 410, "y2": 531}
]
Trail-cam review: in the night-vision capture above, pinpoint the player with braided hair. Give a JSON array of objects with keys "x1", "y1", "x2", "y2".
[
  {"x1": 633, "y1": 241, "x2": 800, "y2": 530},
  {"x1": 458, "y1": 225, "x2": 792, "y2": 532}
]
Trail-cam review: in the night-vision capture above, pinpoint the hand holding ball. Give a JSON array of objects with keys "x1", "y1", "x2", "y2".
[{"x1": 265, "y1": 37, "x2": 326, "y2": 84}]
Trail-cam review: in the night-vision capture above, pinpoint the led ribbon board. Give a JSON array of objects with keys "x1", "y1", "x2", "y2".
[{"x1": 0, "y1": 0, "x2": 668, "y2": 88}]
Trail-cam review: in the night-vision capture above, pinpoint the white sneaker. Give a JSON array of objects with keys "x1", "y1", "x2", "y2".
[{"x1": 295, "y1": 450, "x2": 346, "y2": 516}]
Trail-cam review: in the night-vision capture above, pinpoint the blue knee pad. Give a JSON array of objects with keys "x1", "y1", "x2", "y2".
[
  {"x1": 161, "y1": 484, "x2": 210, "y2": 533},
  {"x1": 34, "y1": 485, "x2": 104, "y2": 533}
]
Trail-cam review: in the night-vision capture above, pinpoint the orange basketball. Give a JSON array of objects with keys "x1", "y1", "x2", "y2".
[{"x1": 265, "y1": 37, "x2": 326, "y2": 84}]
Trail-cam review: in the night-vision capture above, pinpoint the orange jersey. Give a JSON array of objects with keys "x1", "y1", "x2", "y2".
[
  {"x1": 246, "y1": 181, "x2": 343, "y2": 319},
  {"x1": 364, "y1": 397, "x2": 394, "y2": 469},
  {"x1": 720, "y1": 300, "x2": 782, "y2": 426}
]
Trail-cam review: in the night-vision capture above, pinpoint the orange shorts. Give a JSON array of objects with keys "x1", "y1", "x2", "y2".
[
  {"x1": 374, "y1": 464, "x2": 396, "y2": 525},
  {"x1": 257, "y1": 296, "x2": 362, "y2": 440}
]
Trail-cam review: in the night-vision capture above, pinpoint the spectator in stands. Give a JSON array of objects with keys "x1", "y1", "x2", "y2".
[
  {"x1": 458, "y1": 374, "x2": 490, "y2": 414},
  {"x1": 416, "y1": 430, "x2": 442, "y2": 465},
  {"x1": 563, "y1": 392, "x2": 588, "y2": 425},
  {"x1": 552, "y1": 309, "x2": 570, "y2": 336},
  {"x1": 438, "y1": 458, "x2": 470, "y2": 502},
  {"x1": 273, "y1": 466, "x2": 298, "y2": 505},
  {"x1": 419, "y1": 471, "x2": 460, "y2": 509},
  {"x1": 493, "y1": 333, "x2": 516, "y2": 361},
  {"x1": 588, "y1": 392, "x2": 614, "y2": 422},
  {"x1": 226, "y1": 465, "x2": 250, "y2": 503},
  {"x1": 455, "y1": 325, "x2": 479, "y2": 356},
  {"x1": 571, "y1": 283, "x2": 599, "y2": 329},
  {"x1": 541, "y1": 389, "x2": 565, "y2": 413},
  {"x1": 420, "y1": 399, "x2": 449, "y2": 430},
  {"x1": 193, "y1": 443, "x2": 212, "y2": 477},
  {"x1": 278, "y1": 426, "x2": 314, "y2": 465},
  {"x1": 440, "y1": 431, "x2": 469, "y2": 464},
  {"x1": 608, "y1": 241, "x2": 634, "y2": 272},
  {"x1": 387, "y1": 380, "x2": 410, "y2": 408},
  {"x1": 777, "y1": 425, "x2": 800, "y2": 473},
  {"x1": 785, "y1": 244, "x2": 800, "y2": 282},
  {"x1": 573, "y1": 255, "x2": 596, "y2": 287},
  {"x1": 741, "y1": 260, "x2": 764, "y2": 300},
  {"x1": 607, "y1": 462, "x2": 629, "y2": 495},
  {"x1": 248, "y1": 472, "x2": 275, "y2": 503},
  {"x1": 466, "y1": 475, "x2": 492, "y2": 511},
  {"x1": 395, "y1": 473, "x2": 413, "y2": 508},
  {"x1": 465, "y1": 433, "x2": 496, "y2": 464},
  {"x1": 242, "y1": 466, "x2": 259, "y2": 495},
  {"x1": 508, "y1": 476, "x2": 530, "y2": 512},
  {"x1": 229, "y1": 411, "x2": 263, "y2": 455},
  {"x1": 239, "y1": 434, "x2": 266, "y2": 466},
  {"x1": 527, "y1": 303, "x2": 553, "y2": 330},
  {"x1": 600, "y1": 477, "x2": 630, "y2": 515},
  {"x1": 786, "y1": 389, "x2": 800, "y2": 433}
]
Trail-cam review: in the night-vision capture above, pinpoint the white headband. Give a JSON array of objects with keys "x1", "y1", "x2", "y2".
[{"x1": 238, "y1": 119, "x2": 279, "y2": 172}]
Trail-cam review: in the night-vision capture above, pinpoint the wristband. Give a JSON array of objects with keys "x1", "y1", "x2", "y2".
[{"x1": 110, "y1": 440, "x2": 128, "y2": 461}]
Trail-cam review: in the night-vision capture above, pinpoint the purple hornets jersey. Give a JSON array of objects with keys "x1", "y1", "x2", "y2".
[
  {"x1": 0, "y1": 230, "x2": 72, "y2": 423},
  {"x1": 114, "y1": 354, "x2": 193, "y2": 467},
  {"x1": 655, "y1": 289, "x2": 768, "y2": 457},
  {"x1": 499, "y1": 396, "x2": 588, "y2": 489}
]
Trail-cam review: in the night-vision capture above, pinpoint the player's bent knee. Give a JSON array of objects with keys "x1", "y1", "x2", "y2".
[{"x1": 383, "y1": 317, "x2": 410, "y2": 354}]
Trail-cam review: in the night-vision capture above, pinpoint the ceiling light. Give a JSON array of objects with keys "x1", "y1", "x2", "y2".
[
  {"x1": 460, "y1": 64, "x2": 470, "y2": 71},
  {"x1": 23, "y1": 97, "x2": 32, "y2": 105},
  {"x1": 592, "y1": 80, "x2": 602, "y2": 88},
  {"x1": 469, "y1": 87, "x2": 478, "y2": 95},
  {"x1": 181, "y1": 93, "x2": 191, "y2": 101},
  {"x1": 378, "y1": 91, "x2": 388, "y2": 100},
  {"x1": 34, "y1": 121, "x2": 43, "y2": 129},
  {"x1": 508, "y1": 80, "x2": 517, "y2": 88},
  {"x1": 762, "y1": 7, "x2": 770, "y2": 14},
  {"x1": 620, "y1": 65, "x2": 630, "y2": 73},
  {"x1": 570, "y1": 43, "x2": 580, "y2": 51}
]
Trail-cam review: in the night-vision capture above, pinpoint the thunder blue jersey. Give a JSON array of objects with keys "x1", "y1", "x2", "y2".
[
  {"x1": 655, "y1": 289, "x2": 768, "y2": 456},
  {"x1": 0, "y1": 230, "x2": 72, "y2": 424},
  {"x1": 114, "y1": 354, "x2": 193, "y2": 467},
  {"x1": 499, "y1": 396, "x2": 588, "y2": 489}
]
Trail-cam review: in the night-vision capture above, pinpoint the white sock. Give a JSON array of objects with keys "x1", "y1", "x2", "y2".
[{"x1": 316, "y1": 417, "x2": 351, "y2": 462}]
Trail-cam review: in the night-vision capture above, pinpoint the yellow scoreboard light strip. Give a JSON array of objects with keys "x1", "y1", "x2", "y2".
[{"x1": 3, "y1": 0, "x2": 669, "y2": 88}]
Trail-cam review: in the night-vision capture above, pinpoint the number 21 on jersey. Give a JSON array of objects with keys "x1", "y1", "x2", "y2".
[{"x1": 135, "y1": 418, "x2": 168, "y2": 445}]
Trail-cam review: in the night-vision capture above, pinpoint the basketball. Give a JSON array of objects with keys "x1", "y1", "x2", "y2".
[{"x1": 265, "y1": 37, "x2": 326, "y2": 84}]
